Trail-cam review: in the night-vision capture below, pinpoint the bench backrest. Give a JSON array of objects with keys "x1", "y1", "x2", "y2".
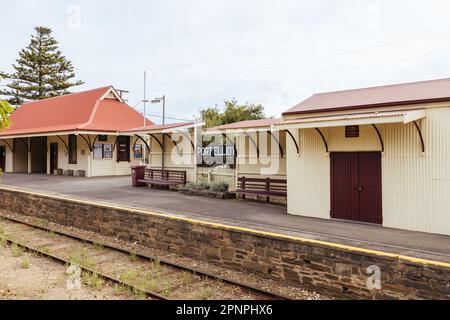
[
  {"x1": 238, "y1": 177, "x2": 287, "y2": 192},
  {"x1": 146, "y1": 168, "x2": 187, "y2": 184}
]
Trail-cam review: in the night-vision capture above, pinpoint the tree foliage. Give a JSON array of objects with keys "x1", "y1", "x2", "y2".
[
  {"x1": 200, "y1": 99, "x2": 267, "y2": 128},
  {"x1": 0, "y1": 26, "x2": 84, "y2": 105},
  {"x1": 0, "y1": 100, "x2": 14, "y2": 130}
]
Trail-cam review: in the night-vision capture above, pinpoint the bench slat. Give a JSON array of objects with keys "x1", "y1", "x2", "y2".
[{"x1": 237, "y1": 176, "x2": 287, "y2": 199}]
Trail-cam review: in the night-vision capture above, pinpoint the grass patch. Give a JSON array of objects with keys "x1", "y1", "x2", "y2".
[
  {"x1": 161, "y1": 281, "x2": 172, "y2": 297},
  {"x1": 0, "y1": 237, "x2": 7, "y2": 248},
  {"x1": 82, "y1": 271, "x2": 104, "y2": 290},
  {"x1": 132, "y1": 287, "x2": 147, "y2": 300},
  {"x1": 120, "y1": 270, "x2": 139, "y2": 283},
  {"x1": 179, "y1": 271, "x2": 194, "y2": 286},
  {"x1": 151, "y1": 258, "x2": 161, "y2": 275},
  {"x1": 41, "y1": 246, "x2": 51, "y2": 254},
  {"x1": 21, "y1": 257, "x2": 30, "y2": 269},
  {"x1": 11, "y1": 243, "x2": 23, "y2": 257},
  {"x1": 70, "y1": 249, "x2": 96, "y2": 269},
  {"x1": 130, "y1": 250, "x2": 137, "y2": 262},
  {"x1": 92, "y1": 242, "x2": 104, "y2": 251},
  {"x1": 196, "y1": 287, "x2": 216, "y2": 300}
]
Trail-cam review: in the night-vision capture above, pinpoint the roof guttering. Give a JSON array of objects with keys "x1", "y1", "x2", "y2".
[
  {"x1": 282, "y1": 97, "x2": 450, "y2": 116},
  {"x1": 273, "y1": 109, "x2": 427, "y2": 131},
  {"x1": 0, "y1": 129, "x2": 121, "y2": 140}
]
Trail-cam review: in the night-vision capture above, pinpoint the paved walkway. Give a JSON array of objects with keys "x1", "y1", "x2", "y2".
[{"x1": 2, "y1": 173, "x2": 450, "y2": 263}]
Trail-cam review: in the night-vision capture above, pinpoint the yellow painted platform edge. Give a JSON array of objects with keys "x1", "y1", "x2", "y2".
[{"x1": 1, "y1": 185, "x2": 450, "y2": 269}]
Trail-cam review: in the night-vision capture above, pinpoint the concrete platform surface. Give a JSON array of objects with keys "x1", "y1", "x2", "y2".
[{"x1": 2, "y1": 173, "x2": 450, "y2": 263}]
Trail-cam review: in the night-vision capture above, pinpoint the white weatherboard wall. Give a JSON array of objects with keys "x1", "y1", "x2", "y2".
[
  {"x1": 47, "y1": 135, "x2": 89, "y2": 175},
  {"x1": 286, "y1": 106, "x2": 450, "y2": 236},
  {"x1": 47, "y1": 135, "x2": 144, "y2": 177}
]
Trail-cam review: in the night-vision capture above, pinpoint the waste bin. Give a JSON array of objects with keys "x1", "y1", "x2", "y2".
[{"x1": 131, "y1": 165, "x2": 147, "y2": 187}]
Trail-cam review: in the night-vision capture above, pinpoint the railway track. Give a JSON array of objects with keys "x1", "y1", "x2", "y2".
[{"x1": 0, "y1": 213, "x2": 295, "y2": 300}]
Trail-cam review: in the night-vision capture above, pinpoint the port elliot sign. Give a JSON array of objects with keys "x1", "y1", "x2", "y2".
[
  {"x1": 196, "y1": 145, "x2": 235, "y2": 166},
  {"x1": 197, "y1": 145, "x2": 235, "y2": 157}
]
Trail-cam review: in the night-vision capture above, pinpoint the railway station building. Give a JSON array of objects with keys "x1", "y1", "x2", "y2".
[
  {"x1": 0, "y1": 86, "x2": 198, "y2": 178},
  {"x1": 273, "y1": 77, "x2": 450, "y2": 236}
]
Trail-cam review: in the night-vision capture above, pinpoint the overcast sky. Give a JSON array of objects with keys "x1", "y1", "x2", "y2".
[{"x1": 2, "y1": 1, "x2": 450, "y2": 123}]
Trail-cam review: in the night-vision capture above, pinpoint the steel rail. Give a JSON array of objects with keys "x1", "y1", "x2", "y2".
[
  {"x1": 0, "y1": 214, "x2": 294, "y2": 300},
  {"x1": 0, "y1": 234, "x2": 167, "y2": 300}
]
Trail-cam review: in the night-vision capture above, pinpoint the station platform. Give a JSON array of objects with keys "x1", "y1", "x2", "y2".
[{"x1": 3, "y1": 173, "x2": 450, "y2": 264}]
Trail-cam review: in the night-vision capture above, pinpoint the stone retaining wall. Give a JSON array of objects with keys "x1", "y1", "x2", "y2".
[{"x1": 0, "y1": 188, "x2": 448, "y2": 299}]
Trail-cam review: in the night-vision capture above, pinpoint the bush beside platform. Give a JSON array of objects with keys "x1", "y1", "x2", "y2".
[{"x1": 180, "y1": 181, "x2": 236, "y2": 199}]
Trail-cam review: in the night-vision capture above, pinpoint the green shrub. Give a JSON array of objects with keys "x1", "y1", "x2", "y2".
[
  {"x1": 186, "y1": 182, "x2": 210, "y2": 191},
  {"x1": 210, "y1": 182, "x2": 229, "y2": 192}
]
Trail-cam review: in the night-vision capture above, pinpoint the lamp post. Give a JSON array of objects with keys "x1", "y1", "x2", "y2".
[{"x1": 151, "y1": 95, "x2": 166, "y2": 171}]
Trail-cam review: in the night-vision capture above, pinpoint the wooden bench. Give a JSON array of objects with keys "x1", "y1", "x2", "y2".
[
  {"x1": 139, "y1": 168, "x2": 187, "y2": 188},
  {"x1": 236, "y1": 177, "x2": 287, "y2": 202}
]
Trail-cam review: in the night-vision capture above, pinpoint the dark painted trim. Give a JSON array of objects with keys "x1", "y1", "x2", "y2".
[
  {"x1": 0, "y1": 139, "x2": 14, "y2": 152},
  {"x1": 112, "y1": 136, "x2": 120, "y2": 152},
  {"x1": 314, "y1": 128, "x2": 328, "y2": 153},
  {"x1": 371, "y1": 124, "x2": 385, "y2": 153},
  {"x1": 56, "y1": 136, "x2": 69, "y2": 152},
  {"x1": 267, "y1": 131, "x2": 284, "y2": 157},
  {"x1": 243, "y1": 132, "x2": 260, "y2": 158},
  {"x1": 163, "y1": 133, "x2": 179, "y2": 152},
  {"x1": 91, "y1": 135, "x2": 99, "y2": 150},
  {"x1": 148, "y1": 134, "x2": 163, "y2": 150},
  {"x1": 134, "y1": 134, "x2": 150, "y2": 153},
  {"x1": 79, "y1": 134, "x2": 93, "y2": 152},
  {"x1": 222, "y1": 133, "x2": 238, "y2": 156},
  {"x1": 285, "y1": 130, "x2": 299, "y2": 154},
  {"x1": 173, "y1": 131, "x2": 195, "y2": 149},
  {"x1": 413, "y1": 121, "x2": 425, "y2": 153}
]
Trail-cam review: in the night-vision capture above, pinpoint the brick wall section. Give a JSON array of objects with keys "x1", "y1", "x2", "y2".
[{"x1": 0, "y1": 188, "x2": 449, "y2": 299}]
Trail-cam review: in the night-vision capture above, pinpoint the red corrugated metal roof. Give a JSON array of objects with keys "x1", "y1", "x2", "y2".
[
  {"x1": 0, "y1": 86, "x2": 154, "y2": 136},
  {"x1": 207, "y1": 119, "x2": 280, "y2": 131},
  {"x1": 284, "y1": 77, "x2": 450, "y2": 115}
]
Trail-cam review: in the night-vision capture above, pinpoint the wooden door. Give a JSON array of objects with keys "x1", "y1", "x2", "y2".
[
  {"x1": 50, "y1": 143, "x2": 58, "y2": 174},
  {"x1": 358, "y1": 152, "x2": 382, "y2": 224},
  {"x1": 117, "y1": 136, "x2": 130, "y2": 162},
  {"x1": 330, "y1": 152, "x2": 382, "y2": 224},
  {"x1": 0, "y1": 146, "x2": 5, "y2": 172}
]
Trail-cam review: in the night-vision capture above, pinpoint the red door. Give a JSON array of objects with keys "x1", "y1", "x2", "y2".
[
  {"x1": 50, "y1": 143, "x2": 58, "y2": 174},
  {"x1": 0, "y1": 146, "x2": 5, "y2": 172},
  {"x1": 330, "y1": 152, "x2": 382, "y2": 224}
]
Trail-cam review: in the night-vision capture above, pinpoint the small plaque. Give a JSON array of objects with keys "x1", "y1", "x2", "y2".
[{"x1": 345, "y1": 125, "x2": 360, "y2": 138}]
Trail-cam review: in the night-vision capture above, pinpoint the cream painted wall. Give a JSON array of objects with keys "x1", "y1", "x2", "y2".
[
  {"x1": 148, "y1": 132, "x2": 197, "y2": 182},
  {"x1": 286, "y1": 106, "x2": 450, "y2": 236},
  {"x1": 46, "y1": 135, "x2": 144, "y2": 177},
  {"x1": 47, "y1": 136, "x2": 89, "y2": 175},
  {"x1": 236, "y1": 131, "x2": 287, "y2": 180},
  {"x1": 286, "y1": 128, "x2": 330, "y2": 219}
]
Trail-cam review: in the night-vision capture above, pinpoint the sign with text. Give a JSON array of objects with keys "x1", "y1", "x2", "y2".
[{"x1": 197, "y1": 145, "x2": 235, "y2": 166}]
